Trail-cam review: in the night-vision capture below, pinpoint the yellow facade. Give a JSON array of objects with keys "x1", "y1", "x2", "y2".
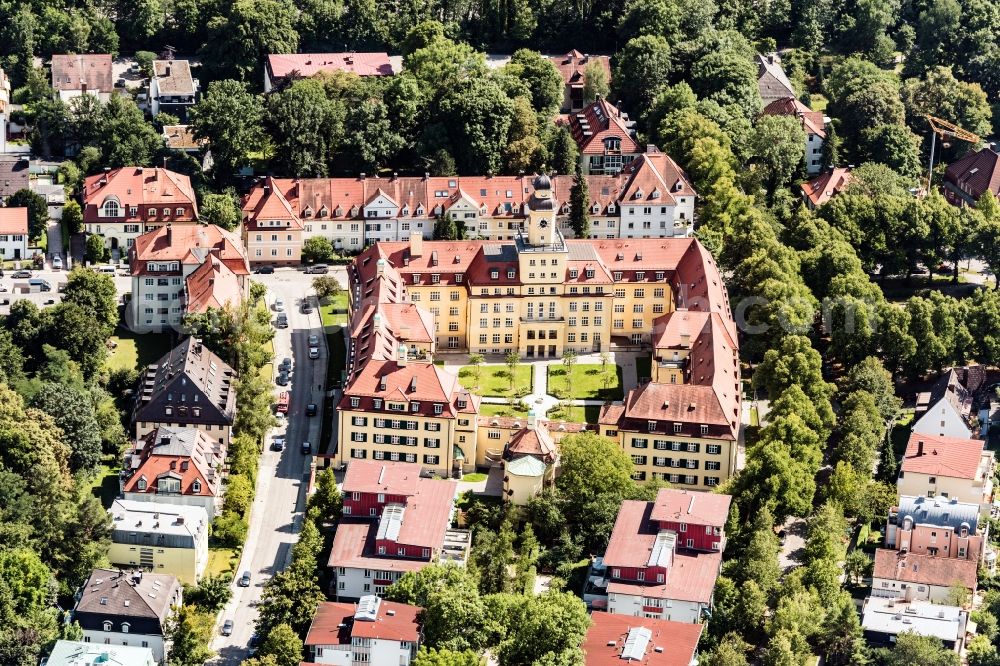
[
  {"x1": 337, "y1": 406, "x2": 478, "y2": 475},
  {"x1": 108, "y1": 540, "x2": 206, "y2": 586},
  {"x1": 475, "y1": 421, "x2": 579, "y2": 468},
  {"x1": 407, "y1": 285, "x2": 469, "y2": 352}
]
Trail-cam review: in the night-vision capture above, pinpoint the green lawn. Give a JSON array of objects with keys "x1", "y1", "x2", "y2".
[
  {"x1": 547, "y1": 404, "x2": 601, "y2": 424},
  {"x1": 89, "y1": 455, "x2": 120, "y2": 509},
  {"x1": 635, "y1": 356, "x2": 652, "y2": 384},
  {"x1": 320, "y1": 293, "x2": 349, "y2": 328},
  {"x1": 462, "y1": 472, "x2": 488, "y2": 482},
  {"x1": 459, "y1": 364, "x2": 533, "y2": 397},
  {"x1": 548, "y1": 364, "x2": 623, "y2": 400},
  {"x1": 479, "y1": 402, "x2": 529, "y2": 418},
  {"x1": 205, "y1": 548, "x2": 237, "y2": 577},
  {"x1": 106, "y1": 330, "x2": 173, "y2": 373},
  {"x1": 810, "y1": 94, "x2": 828, "y2": 112}
]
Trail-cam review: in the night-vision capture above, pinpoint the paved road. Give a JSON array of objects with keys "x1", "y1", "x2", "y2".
[{"x1": 210, "y1": 273, "x2": 328, "y2": 662}]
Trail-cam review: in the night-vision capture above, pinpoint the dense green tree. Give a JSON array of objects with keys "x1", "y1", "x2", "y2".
[
  {"x1": 491, "y1": 591, "x2": 590, "y2": 666},
  {"x1": 568, "y1": 158, "x2": 590, "y2": 238},
  {"x1": 184, "y1": 573, "x2": 232, "y2": 612},
  {"x1": 166, "y1": 605, "x2": 215, "y2": 666},
  {"x1": 612, "y1": 36, "x2": 673, "y2": 117},
  {"x1": 750, "y1": 114, "x2": 806, "y2": 195},
  {"x1": 506, "y1": 50, "x2": 564, "y2": 115},
  {"x1": 473, "y1": 515, "x2": 517, "y2": 594},
  {"x1": 302, "y1": 237, "x2": 335, "y2": 264},
  {"x1": 433, "y1": 215, "x2": 459, "y2": 240},
  {"x1": 549, "y1": 126, "x2": 578, "y2": 175},
  {"x1": 260, "y1": 623, "x2": 303, "y2": 666},
  {"x1": 583, "y1": 60, "x2": 610, "y2": 105},
  {"x1": 191, "y1": 80, "x2": 265, "y2": 182},
  {"x1": 256, "y1": 546, "x2": 323, "y2": 636},
  {"x1": 874, "y1": 632, "x2": 959, "y2": 666},
  {"x1": 701, "y1": 633, "x2": 751, "y2": 666},
  {"x1": 6, "y1": 189, "x2": 48, "y2": 241},
  {"x1": 754, "y1": 335, "x2": 836, "y2": 434},
  {"x1": 85, "y1": 234, "x2": 108, "y2": 265},
  {"x1": 387, "y1": 564, "x2": 489, "y2": 651},
  {"x1": 30, "y1": 383, "x2": 102, "y2": 473},
  {"x1": 62, "y1": 268, "x2": 119, "y2": 337},
  {"x1": 438, "y1": 77, "x2": 515, "y2": 175},
  {"x1": 199, "y1": 191, "x2": 242, "y2": 231},
  {"x1": 413, "y1": 647, "x2": 482, "y2": 666},
  {"x1": 201, "y1": 0, "x2": 299, "y2": 81}
]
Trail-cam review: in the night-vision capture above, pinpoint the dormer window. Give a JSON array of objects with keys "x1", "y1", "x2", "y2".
[
  {"x1": 373, "y1": 399, "x2": 383, "y2": 409},
  {"x1": 192, "y1": 479, "x2": 202, "y2": 493},
  {"x1": 569, "y1": 269, "x2": 579, "y2": 279},
  {"x1": 651, "y1": 189, "x2": 661, "y2": 199},
  {"x1": 103, "y1": 620, "x2": 112, "y2": 631},
  {"x1": 102, "y1": 199, "x2": 120, "y2": 217},
  {"x1": 648, "y1": 420, "x2": 656, "y2": 432},
  {"x1": 121, "y1": 623, "x2": 130, "y2": 633},
  {"x1": 402, "y1": 206, "x2": 410, "y2": 216},
  {"x1": 457, "y1": 399, "x2": 467, "y2": 409},
  {"x1": 416, "y1": 206, "x2": 424, "y2": 215},
  {"x1": 608, "y1": 204, "x2": 616, "y2": 213},
  {"x1": 434, "y1": 403, "x2": 443, "y2": 414},
  {"x1": 507, "y1": 270, "x2": 515, "y2": 279},
  {"x1": 605, "y1": 137, "x2": 621, "y2": 152},
  {"x1": 591, "y1": 203, "x2": 600, "y2": 213},
  {"x1": 303, "y1": 206, "x2": 313, "y2": 217},
  {"x1": 350, "y1": 397, "x2": 360, "y2": 408},
  {"x1": 633, "y1": 188, "x2": 643, "y2": 200},
  {"x1": 412, "y1": 274, "x2": 422, "y2": 284},
  {"x1": 585, "y1": 268, "x2": 595, "y2": 278},
  {"x1": 137, "y1": 477, "x2": 147, "y2": 491},
  {"x1": 491, "y1": 269, "x2": 499, "y2": 280},
  {"x1": 613, "y1": 271, "x2": 622, "y2": 281},
  {"x1": 349, "y1": 205, "x2": 359, "y2": 217}
]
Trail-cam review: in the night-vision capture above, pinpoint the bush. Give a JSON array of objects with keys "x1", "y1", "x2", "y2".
[
  {"x1": 212, "y1": 511, "x2": 248, "y2": 548},
  {"x1": 223, "y1": 474, "x2": 254, "y2": 516},
  {"x1": 184, "y1": 573, "x2": 233, "y2": 612}
]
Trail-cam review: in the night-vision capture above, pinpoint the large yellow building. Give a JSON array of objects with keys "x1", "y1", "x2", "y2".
[
  {"x1": 345, "y1": 175, "x2": 738, "y2": 479},
  {"x1": 108, "y1": 499, "x2": 209, "y2": 585}
]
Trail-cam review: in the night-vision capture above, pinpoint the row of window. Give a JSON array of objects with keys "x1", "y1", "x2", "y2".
[
  {"x1": 348, "y1": 449, "x2": 442, "y2": 466},
  {"x1": 631, "y1": 472, "x2": 720, "y2": 486},
  {"x1": 630, "y1": 440, "x2": 722, "y2": 453},
  {"x1": 102, "y1": 201, "x2": 188, "y2": 218},
  {"x1": 349, "y1": 397, "x2": 447, "y2": 415}
]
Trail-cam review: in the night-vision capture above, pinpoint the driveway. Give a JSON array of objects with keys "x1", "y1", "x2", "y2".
[{"x1": 778, "y1": 516, "x2": 807, "y2": 573}]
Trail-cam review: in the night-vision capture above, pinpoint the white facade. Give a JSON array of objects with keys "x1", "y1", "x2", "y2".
[
  {"x1": 618, "y1": 197, "x2": 694, "y2": 239},
  {"x1": 333, "y1": 565, "x2": 408, "y2": 600},
  {"x1": 606, "y1": 590, "x2": 705, "y2": 624},
  {"x1": 806, "y1": 131, "x2": 825, "y2": 175},
  {"x1": 78, "y1": 630, "x2": 166, "y2": 664},
  {"x1": 57, "y1": 89, "x2": 111, "y2": 104},
  {"x1": 870, "y1": 577, "x2": 953, "y2": 603},
  {"x1": 912, "y1": 399, "x2": 973, "y2": 439},
  {"x1": 121, "y1": 490, "x2": 219, "y2": 521},
  {"x1": 0, "y1": 230, "x2": 28, "y2": 259},
  {"x1": 302, "y1": 218, "x2": 366, "y2": 252},
  {"x1": 313, "y1": 639, "x2": 416, "y2": 666},
  {"x1": 131, "y1": 262, "x2": 185, "y2": 331}
]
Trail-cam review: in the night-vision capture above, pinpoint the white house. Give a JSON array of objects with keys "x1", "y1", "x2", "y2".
[
  {"x1": 108, "y1": 500, "x2": 209, "y2": 585},
  {"x1": 913, "y1": 368, "x2": 978, "y2": 439},
  {"x1": 616, "y1": 149, "x2": 696, "y2": 239},
  {"x1": 149, "y1": 60, "x2": 198, "y2": 120},
  {"x1": 761, "y1": 97, "x2": 830, "y2": 175},
  {"x1": 0, "y1": 207, "x2": 29, "y2": 259},
  {"x1": 45, "y1": 640, "x2": 156, "y2": 666},
  {"x1": 305, "y1": 597, "x2": 421, "y2": 666},
  {"x1": 861, "y1": 597, "x2": 970, "y2": 652}
]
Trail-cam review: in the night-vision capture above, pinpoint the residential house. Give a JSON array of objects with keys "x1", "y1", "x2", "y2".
[
  {"x1": 861, "y1": 597, "x2": 971, "y2": 652},
  {"x1": 240, "y1": 176, "x2": 304, "y2": 265},
  {"x1": 329, "y1": 460, "x2": 470, "y2": 599},
  {"x1": 583, "y1": 611, "x2": 702, "y2": 666},
  {"x1": 896, "y1": 433, "x2": 995, "y2": 515},
  {"x1": 548, "y1": 50, "x2": 612, "y2": 113},
  {"x1": 886, "y1": 495, "x2": 986, "y2": 564},
  {"x1": 499, "y1": 410, "x2": 559, "y2": 504},
  {"x1": 615, "y1": 148, "x2": 696, "y2": 238},
  {"x1": 565, "y1": 98, "x2": 642, "y2": 175},
  {"x1": 264, "y1": 52, "x2": 395, "y2": 92},
  {"x1": 762, "y1": 97, "x2": 829, "y2": 174},
  {"x1": 82, "y1": 167, "x2": 199, "y2": 253},
  {"x1": 127, "y1": 223, "x2": 249, "y2": 332},
  {"x1": 800, "y1": 167, "x2": 853, "y2": 209},
  {"x1": 599, "y1": 306, "x2": 741, "y2": 491},
  {"x1": 304, "y1": 596, "x2": 421, "y2": 665},
  {"x1": 120, "y1": 426, "x2": 225, "y2": 519},
  {"x1": 45, "y1": 640, "x2": 156, "y2": 666},
  {"x1": 149, "y1": 60, "x2": 198, "y2": 120},
  {"x1": 913, "y1": 367, "x2": 981, "y2": 439},
  {"x1": 0, "y1": 157, "x2": 29, "y2": 203},
  {"x1": 596, "y1": 489, "x2": 731, "y2": 622},
  {"x1": 132, "y1": 337, "x2": 237, "y2": 449},
  {"x1": 72, "y1": 569, "x2": 182, "y2": 663},
  {"x1": 872, "y1": 548, "x2": 978, "y2": 602},
  {"x1": 756, "y1": 53, "x2": 796, "y2": 104},
  {"x1": 108, "y1": 499, "x2": 210, "y2": 585},
  {"x1": 51, "y1": 54, "x2": 114, "y2": 103},
  {"x1": 477, "y1": 414, "x2": 587, "y2": 470},
  {"x1": 943, "y1": 146, "x2": 1000, "y2": 207},
  {"x1": 161, "y1": 125, "x2": 202, "y2": 155},
  {"x1": 0, "y1": 67, "x2": 9, "y2": 152},
  {"x1": 0, "y1": 207, "x2": 29, "y2": 259}
]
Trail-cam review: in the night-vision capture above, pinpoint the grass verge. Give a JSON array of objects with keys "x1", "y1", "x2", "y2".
[
  {"x1": 205, "y1": 548, "x2": 237, "y2": 577},
  {"x1": 548, "y1": 364, "x2": 623, "y2": 400},
  {"x1": 458, "y1": 364, "x2": 533, "y2": 397},
  {"x1": 89, "y1": 455, "x2": 120, "y2": 509},
  {"x1": 547, "y1": 404, "x2": 601, "y2": 424},
  {"x1": 106, "y1": 330, "x2": 173, "y2": 373},
  {"x1": 479, "y1": 402, "x2": 529, "y2": 418}
]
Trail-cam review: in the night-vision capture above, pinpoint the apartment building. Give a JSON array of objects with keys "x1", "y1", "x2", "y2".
[
  {"x1": 328, "y1": 461, "x2": 470, "y2": 599},
  {"x1": 597, "y1": 489, "x2": 730, "y2": 622},
  {"x1": 565, "y1": 98, "x2": 642, "y2": 176},
  {"x1": 72, "y1": 569, "x2": 181, "y2": 663},
  {"x1": 912, "y1": 368, "x2": 978, "y2": 439},
  {"x1": 127, "y1": 223, "x2": 249, "y2": 332},
  {"x1": 240, "y1": 176, "x2": 304, "y2": 265},
  {"x1": 762, "y1": 97, "x2": 829, "y2": 175},
  {"x1": 861, "y1": 597, "x2": 970, "y2": 652},
  {"x1": 132, "y1": 337, "x2": 237, "y2": 449},
  {"x1": 583, "y1": 612, "x2": 702, "y2": 666},
  {"x1": 108, "y1": 499, "x2": 210, "y2": 584},
  {"x1": 897, "y1": 432, "x2": 995, "y2": 515},
  {"x1": 305, "y1": 596, "x2": 421, "y2": 666},
  {"x1": 120, "y1": 426, "x2": 225, "y2": 519},
  {"x1": 886, "y1": 495, "x2": 985, "y2": 563},
  {"x1": 82, "y1": 167, "x2": 199, "y2": 252},
  {"x1": 872, "y1": 548, "x2": 978, "y2": 603},
  {"x1": 149, "y1": 60, "x2": 198, "y2": 120}
]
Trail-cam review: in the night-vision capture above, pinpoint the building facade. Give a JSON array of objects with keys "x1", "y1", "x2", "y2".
[
  {"x1": 886, "y1": 495, "x2": 985, "y2": 563},
  {"x1": 548, "y1": 50, "x2": 612, "y2": 113},
  {"x1": 761, "y1": 97, "x2": 829, "y2": 175},
  {"x1": 108, "y1": 499, "x2": 210, "y2": 585},
  {"x1": 943, "y1": 147, "x2": 1000, "y2": 207},
  {"x1": 149, "y1": 60, "x2": 198, "y2": 120},
  {"x1": 0, "y1": 207, "x2": 29, "y2": 259},
  {"x1": 872, "y1": 549, "x2": 978, "y2": 602},
  {"x1": 83, "y1": 167, "x2": 199, "y2": 252},
  {"x1": 304, "y1": 596, "x2": 421, "y2": 666},
  {"x1": 897, "y1": 433, "x2": 995, "y2": 515},
  {"x1": 565, "y1": 98, "x2": 642, "y2": 176}
]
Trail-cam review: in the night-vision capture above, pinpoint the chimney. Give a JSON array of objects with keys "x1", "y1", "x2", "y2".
[
  {"x1": 398, "y1": 343, "x2": 408, "y2": 366},
  {"x1": 917, "y1": 440, "x2": 924, "y2": 456},
  {"x1": 528, "y1": 408, "x2": 536, "y2": 429},
  {"x1": 360, "y1": 172, "x2": 366, "y2": 180},
  {"x1": 165, "y1": 64, "x2": 171, "y2": 77},
  {"x1": 166, "y1": 222, "x2": 172, "y2": 243},
  {"x1": 409, "y1": 231, "x2": 423, "y2": 258}
]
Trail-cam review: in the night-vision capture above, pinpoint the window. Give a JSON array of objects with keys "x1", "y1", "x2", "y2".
[{"x1": 103, "y1": 621, "x2": 113, "y2": 631}]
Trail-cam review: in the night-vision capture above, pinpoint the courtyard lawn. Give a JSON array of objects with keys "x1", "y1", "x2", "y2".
[
  {"x1": 458, "y1": 364, "x2": 533, "y2": 397},
  {"x1": 205, "y1": 547, "x2": 237, "y2": 577},
  {"x1": 462, "y1": 472, "x2": 488, "y2": 482},
  {"x1": 547, "y1": 363, "x2": 623, "y2": 400},
  {"x1": 479, "y1": 402, "x2": 529, "y2": 418},
  {"x1": 320, "y1": 292, "x2": 349, "y2": 328},
  {"x1": 105, "y1": 330, "x2": 173, "y2": 373},
  {"x1": 547, "y1": 404, "x2": 602, "y2": 425}
]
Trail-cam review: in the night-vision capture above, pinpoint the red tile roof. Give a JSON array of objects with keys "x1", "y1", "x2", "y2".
[
  {"x1": 342, "y1": 460, "x2": 422, "y2": 497},
  {"x1": 328, "y1": 522, "x2": 430, "y2": 572},
  {"x1": 619, "y1": 149, "x2": 696, "y2": 204},
  {"x1": 944, "y1": 148, "x2": 1000, "y2": 203},
  {"x1": 122, "y1": 427, "x2": 221, "y2": 497},
  {"x1": 306, "y1": 599, "x2": 422, "y2": 646},
  {"x1": 650, "y1": 489, "x2": 731, "y2": 528},
  {"x1": 583, "y1": 612, "x2": 702, "y2": 666},
  {"x1": 901, "y1": 433, "x2": 987, "y2": 480},
  {"x1": 339, "y1": 359, "x2": 465, "y2": 418},
  {"x1": 504, "y1": 425, "x2": 557, "y2": 464},
  {"x1": 240, "y1": 176, "x2": 302, "y2": 231},
  {"x1": 51, "y1": 54, "x2": 113, "y2": 92},
  {"x1": 548, "y1": 51, "x2": 612, "y2": 89},
  {"x1": 0, "y1": 207, "x2": 27, "y2": 234},
  {"x1": 130, "y1": 223, "x2": 249, "y2": 276},
  {"x1": 873, "y1": 548, "x2": 978, "y2": 590},
  {"x1": 184, "y1": 255, "x2": 245, "y2": 314},
  {"x1": 762, "y1": 97, "x2": 826, "y2": 138},
  {"x1": 83, "y1": 167, "x2": 198, "y2": 224},
  {"x1": 267, "y1": 53, "x2": 394, "y2": 79},
  {"x1": 618, "y1": 382, "x2": 737, "y2": 437},
  {"x1": 381, "y1": 303, "x2": 434, "y2": 344},
  {"x1": 801, "y1": 168, "x2": 853, "y2": 207},
  {"x1": 566, "y1": 98, "x2": 640, "y2": 155}
]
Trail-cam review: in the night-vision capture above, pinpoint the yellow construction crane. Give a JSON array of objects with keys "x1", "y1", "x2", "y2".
[{"x1": 926, "y1": 115, "x2": 982, "y2": 190}]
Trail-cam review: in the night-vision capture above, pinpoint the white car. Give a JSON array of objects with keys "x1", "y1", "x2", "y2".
[
  {"x1": 274, "y1": 298, "x2": 285, "y2": 312},
  {"x1": 309, "y1": 347, "x2": 319, "y2": 359},
  {"x1": 52, "y1": 255, "x2": 63, "y2": 270}
]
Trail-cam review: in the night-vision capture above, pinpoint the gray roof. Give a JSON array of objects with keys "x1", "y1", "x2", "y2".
[
  {"x1": 152, "y1": 60, "x2": 197, "y2": 96},
  {"x1": 134, "y1": 337, "x2": 236, "y2": 426},
  {"x1": 0, "y1": 158, "x2": 29, "y2": 198},
  {"x1": 757, "y1": 54, "x2": 795, "y2": 102},
  {"x1": 74, "y1": 568, "x2": 181, "y2": 628},
  {"x1": 896, "y1": 495, "x2": 979, "y2": 532},
  {"x1": 482, "y1": 243, "x2": 518, "y2": 262},
  {"x1": 929, "y1": 368, "x2": 974, "y2": 417},
  {"x1": 862, "y1": 597, "x2": 965, "y2": 644},
  {"x1": 566, "y1": 243, "x2": 599, "y2": 260}
]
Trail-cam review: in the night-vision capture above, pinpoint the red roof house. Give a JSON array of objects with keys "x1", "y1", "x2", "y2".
[
  {"x1": 944, "y1": 147, "x2": 1000, "y2": 206},
  {"x1": 265, "y1": 53, "x2": 394, "y2": 91},
  {"x1": 548, "y1": 50, "x2": 612, "y2": 113},
  {"x1": 305, "y1": 597, "x2": 421, "y2": 663},
  {"x1": 583, "y1": 611, "x2": 702, "y2": 666},
  {"x1": 801, "y1": 167, "x2": 853, "y2": 209}
]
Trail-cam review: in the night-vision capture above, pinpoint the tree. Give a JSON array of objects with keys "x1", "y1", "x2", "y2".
[
  {"x1": 549, "y1": 126, "x2": 579, "y2": 175},
  {"x1": 62, "y1": 200, "x2": 83, "y2": 236},
  {"x1": 6, "y1": 188, "x2": 48, "y2": 240},
  {"x1": 568, "y1": 158, "x2": 589, "y2": 239},
  {"x1": 583, "y1": 60, "x2": 610, "y2": 105},
  {"x1": 260, "y1": 623, "x2": 303, "y2": 666},
  {"x1": 166, "y1": 605, "x2": 215, "y2": 666},
  {"x1": 307, "y1": 467, "x2": 342, "y2": 527},
  {"x1": 613, "y1": 36, "x2": 673, "y2": 116},
  {"x1": 414, "y1": 647, "x2": 482, "y2": 666},
  {"x1": 312, "y1": 275, "x2": 343, "y2": 301},
  {"x1": 754, "y1": 335, "x2": 836, "y2": 435},
  {"x1": 901, "y1": 67, "x2": 993, "y2": 141},
  {"x1": 85, "y1": 234, "x2": 108, "y2": 264},
  {"x1": 701, "y1": 633, "x2": 750, "y2": 666},
  {"x1": 844, "y1": 550, "x2": 873, "y2": 585},
  {"x1": 223, "y1": 474, "x2": 254, "y2": 515},
  {"x1": 506, "y1": 50, "x2": 564, "y2": 115},
  {"x1": 62, "y1": 268, "x2": 119, "y2": 336},
  {"x1": 256, "y1": 554, "x2": 323, "y2": 636},
  {"x1": 190, "y1": 80, "x2": 265, "y2": 182},
  {"x1": 876, "y1": 632, "x2": 959, "y2": 666},
  {"x1": 212, "y1": 511, "x2": 248, "y2": 547},
  {"x1": 99, "y1": 95, "x2": 163, "y2": 167},
  {"x1": 438, "y1": 77, "x2": 515, "y2": 175},
  {"x1": 199, "y1": 191, "x2": 241, "y2": 230},
  {"x1": 473, "y1": 515, "x2": 516, "y2": 594},
  {"x1": 561, "y1": 348, "x2": 577, "y2": 379},
  {"x1": 302, "y1": 237, "x2": 335, "y2": 264},
  {"x1": 433, "y1": 215, "x2": 459, "y2": 240},
  {"x1": 468, "y1": 354, "x2": 484, "y2": 389},
  {"x1": 492, "y1": 591, "x2": 590, "y2": 666},
  {"x1": 200, "y1": 0, "x2": 299, "y2": 81},
  {"x1": 750, "y1": 115, "x2": 806, "y2": 196},
  {"x1": 184, "y1": 573, "x2": 232, "y2": 612},
  {"x1": 266, "y1": 78, "x2": 345, "y2": 177},
  {"x1": 504, "y1": 351, "x2": 520, "y2": 392},
  {"x1": 386, "y1": 565, "x2": 489, "y2": 651},
  {"x1": 30, "y1": 383, "x2": 102, "y2": 473}
]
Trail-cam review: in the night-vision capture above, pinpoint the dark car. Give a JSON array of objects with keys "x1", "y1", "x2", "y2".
[
  {"x1": 301, "y1": 441, "x2": 312, "y2": 455},
  {"x1": 306, "y1": 403, "x2": 317, "y2": 417},
  {"x1": 276, "y1": 371, "x2": 289, "y2": 386},
  {"x1": 301, "y1": 301, "x2": 313, "y2": 314},
  {"x1": 11, "y1": 270, "x2": 30, "y2": 279},
  {"x1": 255, "y1": 265, "x2": 275, "y2": 274},
  {"x1": 239, "y1": 570, "x2": 251, "y2": 587},
  {"x1": 271, "y1": 437, "x2": 285, "y2": 452}
]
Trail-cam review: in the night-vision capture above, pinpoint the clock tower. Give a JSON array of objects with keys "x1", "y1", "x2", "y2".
[{"x1": 525, "y1": 173, "x2": 559, "y2": 247}]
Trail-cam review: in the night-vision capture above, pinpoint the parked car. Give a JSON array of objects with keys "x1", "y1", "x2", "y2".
[
  {"x1": 221, "y1": 619, "x2": 234, "y2": 636},
  {"x1": 308, "y1": 334, "x2": 319, "y2": 346},
  {"x1": 309, "y1": 346, "x2": 320, "y2": 359},
  {"x1": 301, "y1": 301, "x2": 313, "y2": 314},
  {"x1": 255, "y1": 265, "x2": 275, "y2": 274},
  {"x1": 276, "y1": 371, "x2": 289, "y2": 386},
  {"x1": 306, "y1": 403, "x2": 317, "y2": 417},
  {"x1": 301, "y1": 441, "x2": 312, "y2": 454},
  {"x1": 0, "y1": 286, "x2": 8, "y2": 293},
  {"x1": 305, "y1": 264, "x2": 329, "y2": 274},
  {"x1": 274, "y1": 298, "x2": 285, "y2": 312},
  {"x1": 275, "y1": 313, "x2": 288, "y2": 328},
  {"x1": 271, "y1": 437, "x2": 285, "y2": 451},
  {"x1": 11, "y1": 270, "x2": 30, "y2": 279},
  {"x1": 52, "y1": 255, "x2": 62, "y2": 270},
  {"x1": 239, "y1": 571, "x2": 251, "y2": 587},
  {"x1": 279, "y1": 357, "x2": 292, "y2": 372}
]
